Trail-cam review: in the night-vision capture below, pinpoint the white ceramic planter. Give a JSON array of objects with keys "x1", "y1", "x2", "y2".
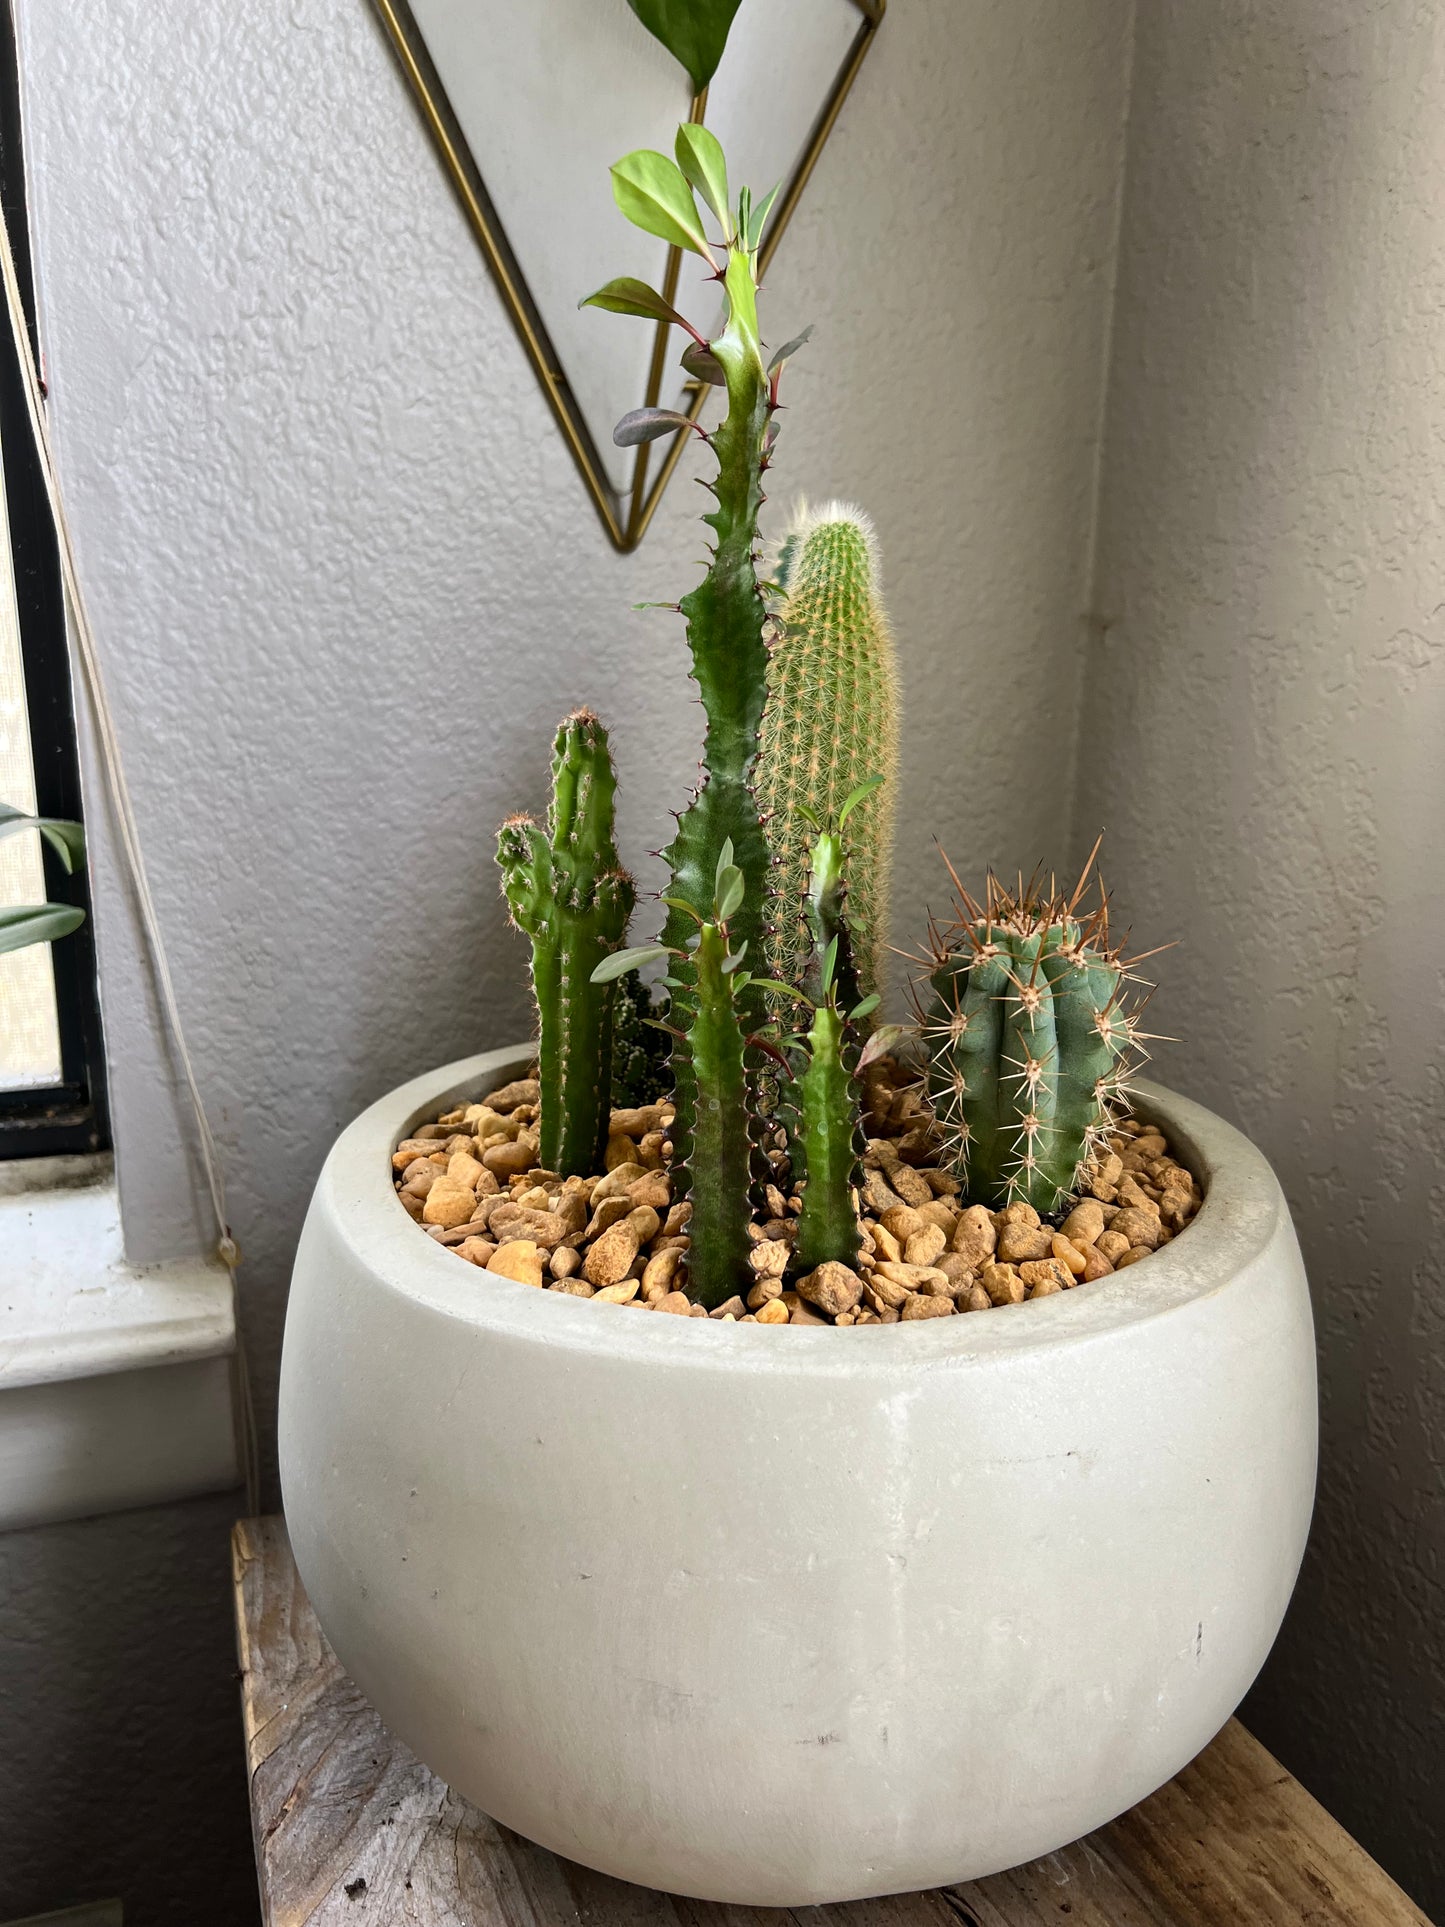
[{"x1": 280, "y1": 1047, "x2": 1316, "y2": 1905}]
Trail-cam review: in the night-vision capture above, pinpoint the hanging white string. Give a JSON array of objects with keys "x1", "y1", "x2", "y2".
[{"x1": 0, "y1": 195, "x2": 260, "y2": 1515}]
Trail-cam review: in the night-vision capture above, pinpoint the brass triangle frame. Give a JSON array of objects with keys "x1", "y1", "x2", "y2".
[{"x1": 370, "y1": 0, "x2": 885, "y2": 551}]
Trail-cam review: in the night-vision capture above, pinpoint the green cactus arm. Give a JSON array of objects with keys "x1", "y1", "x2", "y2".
[
  {"x1": 496, "y1": 713, "x2": 635, "y2": 1177},
  {"x1": 793, "y1": 1000, "x2": 860, "y2": 1272},
  {"x1": 684, "y1": 920, "x2": 753, "y2": 1306}
]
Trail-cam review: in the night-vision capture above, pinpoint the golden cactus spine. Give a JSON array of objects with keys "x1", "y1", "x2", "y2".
[{"x1": 759, "y1": 503, "x2": 899, "y2": 998}]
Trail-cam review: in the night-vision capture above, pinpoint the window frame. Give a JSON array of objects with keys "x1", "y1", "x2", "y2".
[{"x1": 0, "y1": 0, "x2": 107, "y2": 1158}]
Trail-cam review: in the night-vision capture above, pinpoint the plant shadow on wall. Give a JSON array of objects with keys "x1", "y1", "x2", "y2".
[{"x1": 279, "y1": 104, "x2": 1317, "y2": 1909}]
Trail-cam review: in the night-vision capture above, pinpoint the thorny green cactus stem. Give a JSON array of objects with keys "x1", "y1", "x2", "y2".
[
  {"x1": 685, "y1": 918, "x2": 754, "y2": 1305},
  {"x1": 593, "y1": 842, "x2": 758, "y2": 1306},
  {"x1": 583, "y1": 128, "x2": 806, "y2": 1173},
  {"x1": 917, "y1": 845, "x2": 1151, "y2": 1216},
  {"x1": 496, "y1": 710, "x2": 636, "y2": 1177},
  {"x1": 787, "y1": 799, "x2": 881, "y2": 1271},
  {"x1": 760, "y1": 504, "x2": 899, "y2": 1000}
]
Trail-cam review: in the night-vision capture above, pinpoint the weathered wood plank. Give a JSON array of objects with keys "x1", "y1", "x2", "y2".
[{"x1": 232, "y1": 1519, "x2": 1431, "y2": 1927}]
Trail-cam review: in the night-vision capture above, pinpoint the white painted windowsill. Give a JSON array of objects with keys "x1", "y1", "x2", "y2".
[{"x1": 0, "y1": 1153, "x2": 238, "y2": 1531}]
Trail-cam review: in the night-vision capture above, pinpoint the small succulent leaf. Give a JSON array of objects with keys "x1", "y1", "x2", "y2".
[
  {"x1": 625, "y1": 0, "x2": 742, "y2": 95},
  {"x1": 0, "y1": 901, "x2": 85, "y2": 953},
  {"x1": 715, "y1": 837, "x2": 735, "y2": 890},
  {"x1": 681, "y1": 339, "x2": 726, "y2": 386},
  {"x1": 722, "y1": 946, "x2": 747, "y2": 974},
  {"x1": 659, "y1": 894, "x2": 704, "y2": 924},
  {"x1": 858, "y1": 1022, "x2": 913, "y2": 1070},
  {"x1": 746, "y1": 1032, "x2": 795, "y2": 1074},
  {"x1": 580, "y1": 276, "x2": 691, "y2": 327},
  {"x1": 793, "y1": 800, "x2": 823, "y2": 830},
  {"x1": 821, "y1": 934, "x2": 839, "y2": 995},
  {"x1": 838, "y1": 772, "x2": 885, "y2": 828},
  {"x1": 613, "y1": 406, "x2": 699, "y2": 447},
  {"x1": 746, "y1": 182, "x2": 779, "y2": 250},
  {"x1": 749, "y1": 977, "x2": 813, "y2": 1004},
  {"x1": 766, "y1": 322, "x2": 814, "y2": 375},
  {"x1": 675, "y1": 123, "x2": 730, "y2": 231},
  {"x1": 849, "y1": 992, "x2": 882, "y2": 1023},
  {"x1": 716, "y1": 864, "x2": 745, "y2": 922},
  {"x1": 590, "y1": 942, "x2": 671, "y2": 984},
  {"x1": 610, "y1": 150, "x2": 713, "y2": 259}
]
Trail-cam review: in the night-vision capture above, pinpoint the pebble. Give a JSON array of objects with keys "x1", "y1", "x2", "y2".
[
  {"x1": 487, "y1": 1240, "x2": 544, "y2": 1288},
  {"x1": 748, "y1": 1239, "x2": 791, "y2": 1278},
  {"x1": 901, "y1": 1291, "x2": 953, "y2": 1319},
  {"x1": 1019, "y1": 1258, "x2": 1073, "y2": 1295},
  {"x1": 755, "y1": 1298, "x2": 790, "y2": 1324},
  {"x1": 997, "y1": 1222, "x2": 1054, "y2": 1264},
  {"x1": 796, "y1": 1262, "x2": 864, "y2": 1316},
  {"x1": 582, "y1": 1221, "x2": 641, "y2": 1287},
  {"x1": 904, "y1": 1224, "x2": 948, "y2": 1268},
  {"x1": 981, "y1": 1262, "x2": 1027, "y2": 1306},
  {"x1": 950, "y1": 1205, "x2": 997, "y2": 1266},
  {"x1": 423, "y1": 1180, "x2": 479, "y2": 1229}
]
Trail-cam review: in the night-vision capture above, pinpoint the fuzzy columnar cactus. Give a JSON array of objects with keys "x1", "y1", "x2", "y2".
[
  {"x1": 759, "y1": 503, "x2": 899, "y2": 999},
  {"x1": 918, "y1": 855, "x2": 1144, "y2": 1216},
  {"x1": 496, "y1": 710, "x2": 635, "y2": 1177}
]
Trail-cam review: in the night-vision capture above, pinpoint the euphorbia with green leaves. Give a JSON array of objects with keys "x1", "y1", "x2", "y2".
[{"x1": 581, "y1": 124, "x2": 810, "y2": 1172}]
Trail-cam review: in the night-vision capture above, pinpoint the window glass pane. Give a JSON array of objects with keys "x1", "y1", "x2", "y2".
[{"x1": 0, "y1": 443, "x2": 63, "y2": 1092}]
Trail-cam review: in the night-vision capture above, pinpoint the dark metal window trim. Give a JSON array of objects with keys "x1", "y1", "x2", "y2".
[{"x1": 0, "y1": 0, "x2": 107, "y2": 1158}]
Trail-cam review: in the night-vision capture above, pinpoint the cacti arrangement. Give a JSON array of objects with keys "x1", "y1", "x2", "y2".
[
  {"x1": 759, "y1": 504, "x2": 898, "y2": 1000},
  {"x1": 480, "y1": 125, "x2": 1170, "y2": 1310}
]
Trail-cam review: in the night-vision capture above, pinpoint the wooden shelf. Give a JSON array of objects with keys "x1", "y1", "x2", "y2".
[{"x1": 233, "y1": 1517, "x2": 1430, "y2": 1927}]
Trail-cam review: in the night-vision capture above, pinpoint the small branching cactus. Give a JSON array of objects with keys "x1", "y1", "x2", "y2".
[
  {"x1": 496, "y1": 710, "x2": 635, "y2": 1177},
  {"x1": 759, "y1": 504, "x2": 898, "y2": 999},
  {"x1": 915, "y1": 845, "x2": 1155, "y2": 1216},
  {"x1": 583, "y1": 125, "x2": 810, "y2": 1174},
  {"x1": 594, "y1": 845, "x2": 763, "y2": 1307}
]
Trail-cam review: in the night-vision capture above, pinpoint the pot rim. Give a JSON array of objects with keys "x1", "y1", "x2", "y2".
[{"x1": 311, "y1": 1046, "x2": 1284, "y2": 1377}]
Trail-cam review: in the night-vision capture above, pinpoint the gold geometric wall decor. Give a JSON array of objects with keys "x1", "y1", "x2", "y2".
[{"x1": 371, "y1": 0, "x2": 884, "y2": 549}]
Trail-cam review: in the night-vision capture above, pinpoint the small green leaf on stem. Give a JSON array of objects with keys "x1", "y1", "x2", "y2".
[
  {"x1": 610, "y1": 150, "x2": 714, "y2": 259},
  {"x1": 613, "y1": 407, "x2": 702, "y2": 447},
  {"x1": 580, "y1": 276, "x2": 694, "y2": 329},
  {"x1": 591, "y1": 942, "x2": 672, "y2": 984},
  {"x1": 766, "y1": 323, "x2": 814, "y2": 376},
  {"x1": 681, "y1": 339, "x2": 726, "y2": 386},
  {"x1": 675, "y1": 123, "x2": 730, "y2": 232},
  {"x1": 716, "y1": 864, "x2": 745, "y2": 922},
  {"x1": 858, "y1": 1022, "x2": 913, "y2": 1070},
  {"x1": 838, "y1": 772, "x2": 885, "y2": 828},
  {"x1": 746, "y1": 182, "x2": 779, "y2": 250},
  {"x1": 849, "y1": 992, "x2": 882, "y2": 1023}
]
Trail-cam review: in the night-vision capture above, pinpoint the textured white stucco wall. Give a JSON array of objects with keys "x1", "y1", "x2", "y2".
[
  {"x1": 1083, "y1": 3, "x2": 1443, "y2": 1914},
  {"x1": 8, "y1": 4, "x2": 1134, "y2": 1919}
]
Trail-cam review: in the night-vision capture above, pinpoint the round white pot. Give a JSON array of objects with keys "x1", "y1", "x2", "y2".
[{"x1": 279, "y1": 1047, "x2": 1316, "y2": 1905}]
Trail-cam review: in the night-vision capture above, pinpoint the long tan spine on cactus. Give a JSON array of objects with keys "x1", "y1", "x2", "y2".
[{"x1": 759, "y1": 502, "x2": 899, "y2": 999}]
